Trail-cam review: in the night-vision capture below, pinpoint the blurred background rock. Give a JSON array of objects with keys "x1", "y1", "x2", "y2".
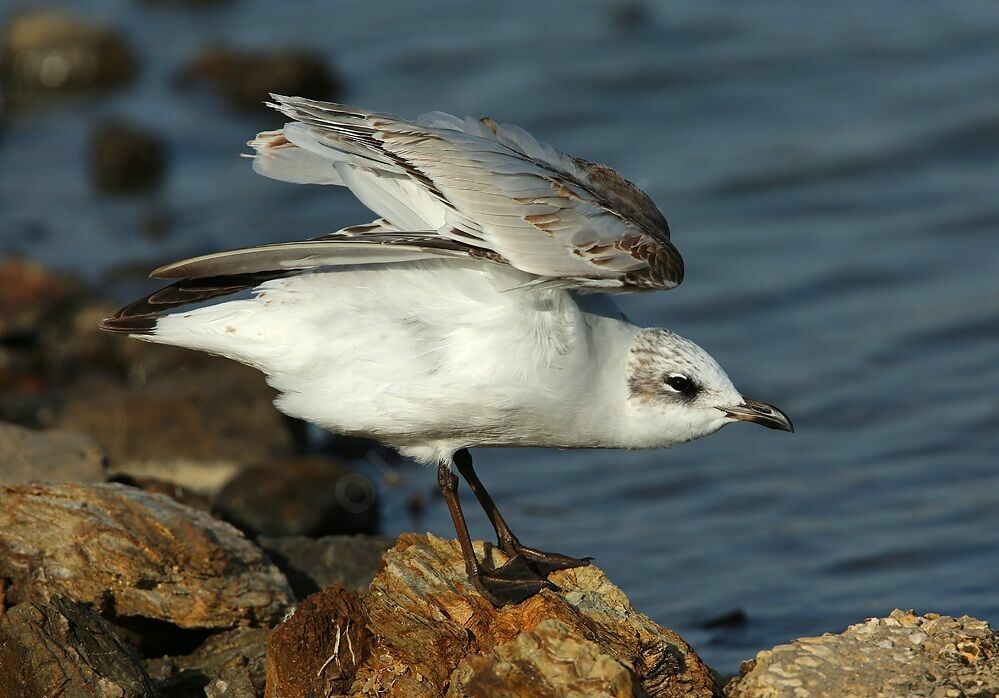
[{"x1": 0, "y1": 0, "x2": 997, "y2": 679}]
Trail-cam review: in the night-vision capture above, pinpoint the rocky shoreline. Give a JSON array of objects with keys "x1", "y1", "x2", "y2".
[{"x1": 0, "y1": 256, "x2": 996, "y2": 696}]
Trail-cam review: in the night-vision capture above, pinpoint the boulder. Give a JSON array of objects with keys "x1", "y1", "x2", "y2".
[
  {"x1": 257, "y1": 534, "x2": 395, "y2": 598},
  {"x1": 0, "y1": 595, "x2": 156, "y2": 698},
  {"x1": 110, "y1": 474, "x2": 214, "y2": 513},
  {"x1": 264, "y1": 533, "x2": 718, "y2": 697},
  {"x1": 214, "y1": 457, "x2": 379, "y2": 537},
  {"x1": 56, "y1": 361, "x2": 294, "y2": 485},
  {"x1": 725, "y1": 609, "x2": 999, "y2": 698},
  {"x1": 0, "y1": 421, "x2": 107, "y2": 484},
  {"x1": 0, "y1": 482, "x2": 293, "y2": 630}
]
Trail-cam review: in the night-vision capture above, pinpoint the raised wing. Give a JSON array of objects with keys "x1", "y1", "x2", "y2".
[{"x1": 251, "y1": 96, "x2": 683, "y2": 291}]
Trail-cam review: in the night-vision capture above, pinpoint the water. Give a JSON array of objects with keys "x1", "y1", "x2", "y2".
[{"x1": 2, "y1": 0, "x2": 998, "y2": 674}]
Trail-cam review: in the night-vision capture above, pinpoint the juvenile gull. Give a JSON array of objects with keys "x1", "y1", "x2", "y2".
[{"x1": 102, "y1": 96, "x2": 793, "y2": 606}]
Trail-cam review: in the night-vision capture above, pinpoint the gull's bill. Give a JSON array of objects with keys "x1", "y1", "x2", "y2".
[{"x1": 723, "y1": 398, "x2": 794, "y2": 432}]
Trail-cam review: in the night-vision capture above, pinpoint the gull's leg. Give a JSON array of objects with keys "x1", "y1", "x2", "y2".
[
  {"x1": 453, "y1": 449, "x2": 592, "y2": 577},
  {"x1": 437, "y1": 458, "x2": 553, "y2": 607}
]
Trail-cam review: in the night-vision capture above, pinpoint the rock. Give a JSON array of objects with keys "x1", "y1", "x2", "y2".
[
  {"x1": 0, "y1": 595, "x2": 157, "y2": 698},
  {"x1": 265, "y1": 585, "x2": 372, "y2": 698},
  {"x1": 0, "y1": 421, "x2": 107, "y2": 484},
  {"x1": 344, "y1": 533, "x2": 717, "y2": 697},
  {"x1": 110, "y1": 474, "x2": 214, "y2": 513},
  {"x1": 257, "y1": 534, "x2": 395, "y2": 598},
  {"x1": 146, "y1": 627, "x2": 269, "y2": 697},
  {"x1": 90, "y1": 120, "x2": 167, "y2": 194},
  {"x1": 448, "y1": 619, "x2": 637, "y2": 697},
  {"x1": 214, "y1": 457, "x2": 379, "y2": 537},
  {"x1": 178, "y1": 47, "x2": 340, "y2": 111},
  {"x1": 0, "y1": 10, "x2": 136, "y2": 104},
  {"x1": 0, "y1": 482, "x2": 293, "y2": 630},
  {"x1": 56, "y1": 360, "x2": 294, "y2": 486},
  {"x1": 0, "y1": 256, "x2": 75, "y2": 342},
  {"x1": 725, "y1": 609, "x2": 999, "y2": 698}
]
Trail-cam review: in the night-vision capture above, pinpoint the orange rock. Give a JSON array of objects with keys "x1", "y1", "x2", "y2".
[{"x1": 312, "y1": 533, "x2": 719, "y2": 697}]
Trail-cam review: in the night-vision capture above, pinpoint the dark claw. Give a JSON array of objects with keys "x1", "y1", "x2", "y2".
[
  {"x1": 513, "y1": 546, "x2": 593, "y2": 577},
  {"x1": 470, "y1": 554, "x2": 557, "y2": 607}
]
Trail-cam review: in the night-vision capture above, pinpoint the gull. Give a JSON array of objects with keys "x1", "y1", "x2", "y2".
[{"x1": 102, "y1": 96, "x2": 793, "y2": 606}]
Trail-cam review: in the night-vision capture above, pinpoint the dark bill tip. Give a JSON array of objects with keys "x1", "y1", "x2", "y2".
[{"x1": 724, "y1": 397, "x2": 794, "y2": 433}]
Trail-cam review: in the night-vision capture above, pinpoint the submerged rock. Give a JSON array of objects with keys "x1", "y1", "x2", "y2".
[
  {"x1": 0, "y1": 421, "x2": 107, "y2": 484},
  {"x1": 0, "y1": 595, "x2": 156, "y2": 698},
  {"x1": 258, "y1": 533, "x2": 395, "y2": 598},
  {"x1": 90, "y1": 120, "x2": 167, "y2": 194},
  {"x1": 0, "y1": 482, "x2": 293, "y2": 629},
  {"x1": 0, "y1": 10, "x2": 136, "y2": 104},
  {"x1": 179, "y1": 46, "x2": 340, "y2": 111},
  {"x1": 264, "y1": 532, "x2": 718, "y2": 697},
  {"x1": 725, "y1": 609, "x2": 999, "y2": 698}
]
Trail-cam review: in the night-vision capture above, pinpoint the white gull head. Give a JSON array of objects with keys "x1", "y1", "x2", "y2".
[{"x1": 620, "y1": 328, "x2": 793, "y2": 449}]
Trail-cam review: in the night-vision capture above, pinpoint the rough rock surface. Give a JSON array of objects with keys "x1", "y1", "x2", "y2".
[
  {"x1": 447, "y1": 618, "x2": 637, "y2": 697},
  {"x1": 258, "y1": 534, "x2": 395, "y2": 598},
  {"x1": 0, "y1": 421, "x2": 107, "y2": 484},
  {"x1": 110, "y1": 474, "x2": 214, "y2": 513},
  {"x1": 262, "y1": 533, "x2": 717, "y2": 697},
  {"x1": 0, "y1": 482, "x2": 293, "y2": 629},
  {"x1": 0, "y1": 595, "x2": 156, "y2": 698},
  {"x1": 146, "y1": 627, "x2": 269, "y2": 696},
  {"x1": 266, "y1": 585, "x2": 372, "y2": 698},
  {"x1": 215, "y1": 457, "x2": 379, "y2": 537},
  {"x1": 725, "y1": 609, "x2": 999, "y2": 698}
]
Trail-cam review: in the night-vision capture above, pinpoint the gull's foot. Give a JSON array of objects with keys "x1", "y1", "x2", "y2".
[
  {"x1": 511, "y1": 544, "x2": 593, "y2": 577},
  {"x1": 470, "y1": 554, "x2": 557, "y2": 607}
]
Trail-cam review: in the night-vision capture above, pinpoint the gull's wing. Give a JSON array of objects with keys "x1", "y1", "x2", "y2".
[
  {"x1": 101, "y1": 218, "x2": 505, "y2": 333},
  {"x1": 249, "y1": 96, "x2": 683, "y2": 292},
  {"x1": 150, "y1": 219, "x2": 489, "y2": 279}
]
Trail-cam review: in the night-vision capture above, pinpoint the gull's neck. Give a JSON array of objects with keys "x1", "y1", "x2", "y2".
[{"x1": 522, "y1": 306, "x2": 643, "y2": 449}]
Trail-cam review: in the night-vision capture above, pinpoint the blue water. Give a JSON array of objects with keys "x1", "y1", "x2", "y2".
[{"x1": 2, "y1": 0, "x2": 998, "y2": 674}]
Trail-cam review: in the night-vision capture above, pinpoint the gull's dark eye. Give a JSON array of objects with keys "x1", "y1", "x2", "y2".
[{"x1": 664, "y1": 374, "x2": 695, "y2": 394}]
